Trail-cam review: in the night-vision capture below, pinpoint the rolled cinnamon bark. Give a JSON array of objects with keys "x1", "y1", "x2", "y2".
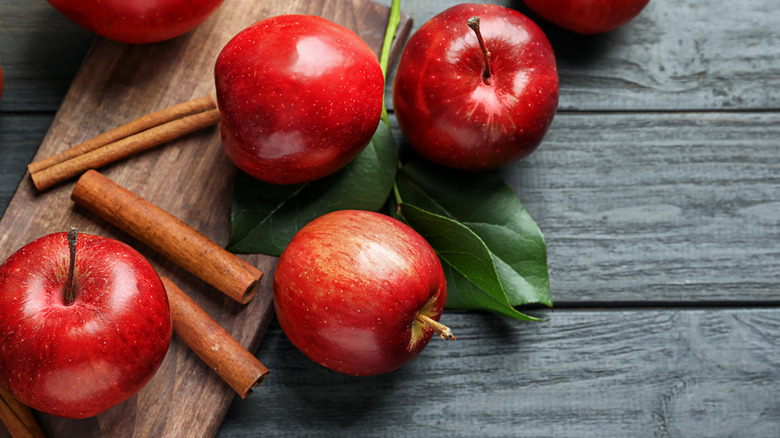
[
  {"x1": 162, "y1": 277, "x2": 268, "y2": 398},
  {"x1": 71, "y1": 170, "x2": 261, "y2": 304},
  {"x1": 28, "y1": 94, "x2": 217, "y2": 175},
  {"x1": 31, "y1": 108, "x2": 220, "y2": 191},
  {"x1": 0, "y1": 386, "x2": 46, "y2": 438}
]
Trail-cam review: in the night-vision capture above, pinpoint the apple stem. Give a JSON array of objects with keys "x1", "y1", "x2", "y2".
[
  {"x1": 416, "y1": 313, "x2": 456, "y2": 340},
  {"x1": 64, "y1": 227, "x2": 78, "y2": 306},
  {"x1": 468, "y1": 16, "x2": 493, "y2": 85}
]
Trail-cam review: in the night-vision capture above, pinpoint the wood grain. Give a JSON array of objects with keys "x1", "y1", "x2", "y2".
[
  {"x1": 0, "y1": 1, "x2": 93, "y2": 112},
  {"x1": 392, "y1": 0, "x2": 780, "y2": 111},
  {"x1": 391, "y1": 111, "x2": 780, "y2": 304},
  {"x1": 2, "y1": 1, "x2": 780, "y2": 437},
  {"x1": 0, "y1": 1, "x2": 411, "y2": 437},
  {"x1": 219, "y1": 309, "x2": 780, "y2": 437},
  {"x1": 5, "y1": 1, "x2": 780, "y2": 113},
  {"x1": 0, "y1": 116, "x2": 50, "y2": 213},
  {"x1": 6, "y1": 112, "x2": 779, "y2": 307},
  {"x1": 0, "y1": 0, "x2": 780, "y2": 111},
  {"x1": 496, "y1": 112, "x2": 780, "y2": 304}
]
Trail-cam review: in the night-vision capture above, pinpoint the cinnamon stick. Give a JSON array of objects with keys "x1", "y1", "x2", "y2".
[
  {"x1": 0, "y1": 386, "x2": 45, "y2": 438},
  {"x1": 71, "y1": 170, "x2": 261, "y2": 304},
  {"x1": 162, "y1": 277, "x2": 269, "y2": 398},
  {"x1": 30, "y1": 107, "x2": 220, "y2": 191},
  {"x1": 28, "y1": 95, "x2": 217, "y2": 175}
]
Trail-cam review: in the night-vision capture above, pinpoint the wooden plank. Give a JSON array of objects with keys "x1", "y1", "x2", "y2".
[
  {"x1": 387, "y1": 0, "x2": 780, "y2": 111},
  {"x1": 498, "y1": 111, "x2": 780, "y2": 304},
  {"x1": 217, "y1": 309, "x2": 780, "y2": 437},
  {"x1": 0, "y1": 1, "x2": 94, "y2": 112},
  {"x1": 0, "y1": 0, "x2": 410, "y2": 113},
  {"x1": 4, "y1": 112, "x2": 778, "y2": 306},
  {"x1": 0, "y1": 1, "x2": 412, "y2": 437},
  {"x1": 4, "y1": 1, "x2": 780, "y2": 114},
  {"x1": 1, "y1": 2, "x2": 778, "y2": 437},
  {"x1": 0, "y1": 115, "x2": 52, "y2": 214},
  {"x1": 389, "y1": 111, "x2": 780, "y2": 304}
]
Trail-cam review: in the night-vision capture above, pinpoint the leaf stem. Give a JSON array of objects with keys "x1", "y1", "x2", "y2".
[
  {"x1": 392, "y1": 181, "x2": 403, "y2": 206},
  {"x1": 379, "y1": 0, "x2": 402, "y2": 128}
]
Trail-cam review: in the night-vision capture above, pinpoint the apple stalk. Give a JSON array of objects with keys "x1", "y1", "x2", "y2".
[
  {"x1": 65, "y1": 227, "x2": 78, "y2": 306},
  {"x1": 467, "y1": 16, "x2": 493, "y2": 85},
  {"x1": 416, "y1": 313, "x2": 455, "y2": 340}
]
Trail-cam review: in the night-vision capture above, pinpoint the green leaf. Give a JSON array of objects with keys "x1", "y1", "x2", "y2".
[
  {"x1": 392, "y1": 160, "x2": 551, "y2": 319},
  {"x1": 394, "y1": 203, "x2": 544, "y2": 321},
  {"x1": 227, "y1": 122, "x2": 397, "y2": 255}
]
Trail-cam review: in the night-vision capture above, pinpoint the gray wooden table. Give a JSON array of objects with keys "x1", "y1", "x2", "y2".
[{"x1": 1, "y1": 0, "x2": 778, "y2": 436}]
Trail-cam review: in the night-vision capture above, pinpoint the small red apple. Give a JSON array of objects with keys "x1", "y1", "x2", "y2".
[
  {"x1": 273, "y1": 210, "x2": 452, "y2": 376},
  {"x1": 44, "y1": 0, "x2": 225, "y2": 44},
  {"x1": 392, "y1": 4, "x2": 559, "y2": 171},
  {"x1": 214, "y1": 15, "x2": 384, "y2": 185},
  {"x1": 0, "y1": 230, "x2": 172, "y2": 419},
  {"x1": 523, "y1": 0, "x2": 650, "y2": 34}
]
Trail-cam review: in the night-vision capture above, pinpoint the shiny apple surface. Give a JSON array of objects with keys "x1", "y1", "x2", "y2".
[
  {"x1": 393, "y1": 3, "x2": 559, "y2": 171},
  {"x1": 215, "y1": 15, "x2": 384, "y2": 185},
  {"x1": 273, "y1": 210, "x2": 447, "y2": 376},
  {"x1": 0, "y1": 232, "x2": 172, "y2": 419}
]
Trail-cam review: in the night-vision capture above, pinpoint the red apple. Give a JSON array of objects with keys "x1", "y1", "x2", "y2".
[
  {"x1": 214, "y1": 15, "x2": 384, "y2": 185},
  {"x1": 0, "y1": 230, "x2": 172, "y2": 419},
  {"x1": 44, "y1": 0, "x2": 225, "y2": 44},
  {"x1": 273, "y1": 210, "x2": 452, "y2": 376},
  {"x1": 392, "y1": 4, "x2": 559, "y2": 171},
  {"x1": 524, "y1": 0, "x2": 650, "y2": 34}
]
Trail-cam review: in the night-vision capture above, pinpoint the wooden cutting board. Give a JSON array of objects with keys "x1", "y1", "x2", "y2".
[{"x1": 0, "y1": 1, "x2": 411, "y2": 437}]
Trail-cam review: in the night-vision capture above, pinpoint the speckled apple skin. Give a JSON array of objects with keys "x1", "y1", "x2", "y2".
[
  {"x1": 273, "y1": 210, "x2": 447, "y2": 376},
  {"x1": 215, "y1": 15, "x2": 384, "y2": 185},
  {"x1": 0, "y1": 232, "x2": 172, "y2": 419},
  {"x1": 393, "y1": 3, "x2": 559, "y2": 171},
  {"x1": 524, "y1": 0, "x2": 650, "y2": 34},
  {"x1": 45, "y1": 0, "x2": 225, "y2": 43}
]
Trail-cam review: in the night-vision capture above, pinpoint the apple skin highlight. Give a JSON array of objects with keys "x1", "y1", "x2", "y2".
[
  {"x1": 523, "y1": 0, "x2": 651, "y2": 34},
  {"x1": 44, "y1": 0, "x2": 225, "y2": 44},
  {"x1": 393, "y1": 3, "x2": 559, "y2": 171},
  {"x1": 0, "y1": 232, "x2": 172, "y2": 419},
  {"x1": 215, "y1": 15, "x2": 384, "y2": 185},
  {"x1": 273, "y1": 210, "x2": 448, "y2": 376}
]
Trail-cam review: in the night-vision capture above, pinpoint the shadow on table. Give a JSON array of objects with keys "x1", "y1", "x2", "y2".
[
  {"x1": 219, "y1": 311, "x2": 544, "y2": 435},
  {"x1": 508, "y1": 0, "x2": 631, "y2": 67}
]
